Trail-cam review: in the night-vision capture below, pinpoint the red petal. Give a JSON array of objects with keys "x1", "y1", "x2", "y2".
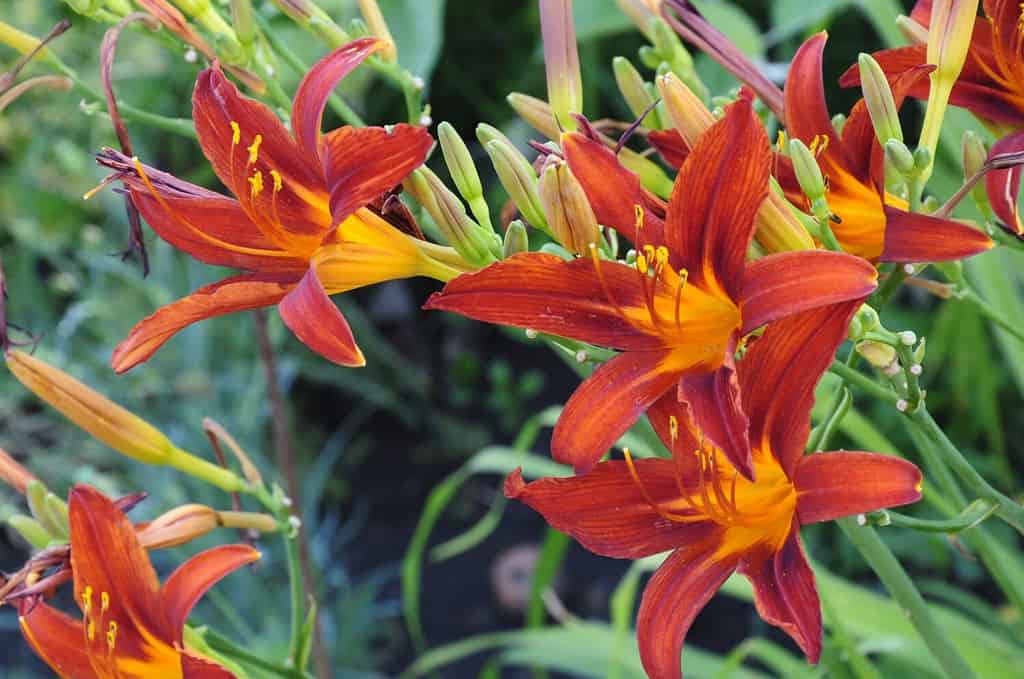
[
  {"x1": 740, "y1": 250, "x2": 878, "y2": 334},
  {"x1": 278, "y1": 265, "x2": 365, "y2": 366},
  {"x1": 182, "y1": 653, "x2": 239, "y2": 679},
  {"x1": 646, "y1": 391, "x2": 704, "y2": 480},
  {"x1": 677, "y1": 357, "x2": 753, "y2": 480},
  {"x1": 320, "y1": 124, "x2": 433, "y2": 222},
  {"x1": 291, "y1": 38, "x2": 382, "y2": 161},
  {"x1": 112, "y1": 273, "x2": 295, "y2": 373},
  {"x1": 647, "y1": 129, "x2": 689, "y2": 169},
  {"x1": 18, "y1": 601, "x2": 98, "y2": 679},
  {"x1": 68, "y1": 485, "x2": 166, "y2": 639},
  {"x1": 636, "y1": 541, "x2": 739, "y2": 679},
  {"x1": 795, "y1": 451, "x2": 923, "y2": 524},
  {"x1": 162, "y1": 544, "x2": 260, "y2": 642},
  {"x1": 423, "y1": 253, "x2": 665, "y2": 351},
  {"x1": 562, "y1": 131, "x2": 667, "y2": 244},
  {"x1": 552, "y1": 349, "x2": 680, "y2": 473},
  {"x1": 504, "y1": 463, "x2": 716, "y2": 559},
  {"x1": 665, "y1": 93, "x2": 769, "y2": 299},
  {"x1": 882, "y1": 205, "x2": 994, "y2": 261},
  {"x1": 738, "y1": 301, "x2": 862, "y2": 478},
  {"x1": 985, "y1": 130, "x2": 1024, "y2": 236},
  {"x1": 838, "y1": 45, "x2": 929, "y2": 92},
  {"x1": 740, "y1": 525, "x2": 822, "y2": 663}
]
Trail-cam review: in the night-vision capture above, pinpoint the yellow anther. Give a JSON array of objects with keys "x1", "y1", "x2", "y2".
[
  {"x1": 106, "y1": 621, "x2": 118, "y2": 649},
  {"x1": 100, "y1": 592, "x2": 110, "y2": 612},
  {"x1": 775, "y1": 130, "x2": 787, "y2": 152},
  {"x1": 678, "y1": 268, "x2": 688, "y2": 286},
  {"x1": 87, "y1": 620, "x2": 95, "y2": 641},
  {"x1": 643, "y1": 244, "x2": 655, "y2": 259},
  {"x1": 247, "y1": 134, "x2": 263, "y2": 164},
  {"x1": 633, "y1": 204, "x2": 644, "y2": 230},
  {"x1": 808, "y1": 133, "x2": 830, "y2": 156},
  {"x1": 269, "y1": 169, "x2": 283, "y2": 192},
  {"x1": 668, "y1": 415, "x2": 679, "y2": 442},
  {"x1": 82, "y1": 586, "x2": 93, "y2": 614},
  {"x1": 654, "y1": 245, "x2": 669, "y2": 265},
  {"x1": 635, "y1": 253, "x2": 648, "y2": 274},
  {"x1": 248, "y1": 169, "x2": 264, "y2": 198},
  {"x1": 230, "y1": 121, "x2": 240, "y2": 146}
]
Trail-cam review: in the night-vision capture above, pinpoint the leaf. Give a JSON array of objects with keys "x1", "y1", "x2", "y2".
[{"x1": 379, "y1": 0, "x2": 447, "y2": 81}]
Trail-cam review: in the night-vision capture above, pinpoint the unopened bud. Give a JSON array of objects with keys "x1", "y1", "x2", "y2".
[
  {"x1": 855, "y1": 304, "x2": 881, "y2": 336},
  {"x1": 270, "y1": 0, "x2": 351, "y2": 46},
  {"x1": 657, "y1": 73, "x2": 714, "y2": 149},
  {"x1": 414, "y1": 168, "x2": 498, "y2": 267},
  {"x1": 884, "y1": 139, "x2": 916, "y2": 176},
  {"x1": 896, "y1": 14, "x2": 929, "y2": 45},
  {"x1": 438, "y1": 121, "x2": 488, "y2": 227},
  {"x1": 482, "y1": 138, "x2": 549, "y2": 231},
  {"x1": 912, "y1": 337, "x2": 927, "y2": 365},
  {"x1": 962, "y1": 130, "x2": 987, "y2": 178},
  {"x1": 913, "y1": 147, "x2": 931, "y2": 172},
  {"x1": 138, "y1": 504, "x2": 221, "y2": 549},
  {"x1": 7, "y1": 515, "x2": 52, "y2": 549},
  {"x1": 356, "y1": 0, "x2": 397, "y2": 62},
  {"x1": 539, "y1": 160, "x2": 600, "y2": 255},
  {"x1": 616, "y1": 0, "x2": 658, "y2": 39},
  {"x1": 0, "y1": 448, "x2": 36, "y2": 496},
  {"x1": 756, "y1": 183, "x2": 816, "y2": 253},
  {"x1": 503, "y1": 220, "x2": 529, "y2": 257},
  {"x1": 507, "y1": 92, "x2": 561, "y2": 141},
  {"x1": 613, "y1": 57, "x2": 659, "y2": 128},
  {"x1": 831, "y1": 113, "x2": 847, "y2": 135},
  {"x1": 789, "y1": 139, "x2": 826, "y2": 202},
  {"x1": 0, "y1": 21, "x2": 58, "y2": 61},
  {"x1": 230, "y1": 0, "x2": 256, "y2": 50},
  {"x1": 856, "y1": 340, "x2": 898, "y2": 369},
  {"x1": 899, "y1": 330, "x2": 917, "y2": 346},
  {"x1": 638, "y1": 45, "x2": 661, "y2": 70},
  {"x1": 858, "y1": 53, "x2": 902, "y2": 144},
  {"x1": 26, "y1": 480, "x2": 68, "y2": 541},
  {"x1": 539, "y1": 0, "x2": 583, "y2": 131}
]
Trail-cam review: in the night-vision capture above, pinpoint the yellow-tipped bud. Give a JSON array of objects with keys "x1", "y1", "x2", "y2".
[
  {"x1": 538, "y1": 159, "x2": 600, "y2": 255},
  {"x1": 539, "y1": 0, "x2": 583, "y2": 131},
  {"x1": 0, "y1": 21, "x2": 52, "y2": 58},
  {"x1": 138, "y1": 504, "x2": 221, "y2": 549},
  {"x1": 856, "y1": 340, "x2": 898, "y2": 370},
  {"x1": 356, "y1": 0, "x2": 397, "y2": 62},
  {"x1": 884, "y1": 139, "x2": 917, "y2": 176},
  {"x1": 756, "y1": 185, "x2": 816, "y2": 253},
  {"x1": 858, "y1": 52, "x2": 903, "y2": 144},
  {"x1": 613, "y1": 57, "x2": 659, "y2": 127},
  {"x1": 0, "y1": 447, "x2": 36, "y2": 496},
  {"x1": 656, "y1": 73, "x2": 715, "y2": 149},
  {"x1": 508, "y1": 92, "x2": 562, "y2": 141},
  {"x1": 789, "y1": 139, "x2": 827, "y2": 203}
]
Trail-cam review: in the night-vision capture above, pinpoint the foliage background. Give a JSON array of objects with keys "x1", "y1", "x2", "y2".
[{"x1": 1, "y1": 0, "x2": 1022, "y2": 677}]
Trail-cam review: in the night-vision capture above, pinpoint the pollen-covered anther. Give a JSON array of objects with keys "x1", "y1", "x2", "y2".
[
  {"x1": 247, "y1": 133, "x2": 263, "y2": 165},
  {"x1": 100, "y1": 591, "x2": 109, "y2": 612},
  {"x1": 269, "y1": 169, "x2": 283, "y2": 193},
  {"x1": 248, "y1": 169, "x2": 264, "y2": 199},
  {"x1": 106, "y1": 620, "x2": 118, "y2": 650},
  {"x1": 230, "y1": 120, "x2": 241, "y2": 145}
]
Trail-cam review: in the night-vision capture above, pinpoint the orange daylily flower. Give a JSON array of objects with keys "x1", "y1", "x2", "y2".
[
  {"x1": 426, "y1": 94, "x2": 878, "y2": 478},
  {"x1": 17, "y1": 485, "x2": 258, "y2": 678},
  {"x1": 100, "y1": 38, "x2": 469, "y2": 373},
  {"x1": 506, "y1": 300, "x2": 924, "y2": 679}
]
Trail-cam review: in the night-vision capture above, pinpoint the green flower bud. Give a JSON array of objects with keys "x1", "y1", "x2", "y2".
[
  {"x1": 789, "y1": 139, "x2": 826, "y2": 203},
  {"x1": 413, "y1": 168, "x2": 498, "y2": 267},
  {"x1": 856, "y1": 340, "x2": 898, "y2": 370},
  {"x1": 507, "y1": 92, "x2": 561, "y2": 141},
  {"x1": 483, "y1": 139, "x2": 549, "y2": 232},
  {"x1": 503, "y1": 220, "x2": 529, "y2": 257},
  {"x1": 438, "y1": 121, "x2": 492, "y2": 229},
  {"x1": 613, "y1": 57, "x2": 659, "y2": 127},
  {"x1": 858, "y1": 52, "x2": 903, "y2": 144},
  {"x1": 885, "y1": 139, "x2": 917, "y2": 176},
  {"x1": 7, "y1": 515, "x2": 52, "y2": 549}
]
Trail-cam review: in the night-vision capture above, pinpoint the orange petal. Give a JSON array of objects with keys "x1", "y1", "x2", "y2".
[
  {"x1": 677, "y1": 357, "x2": 753, "y2": 480},
  {"x1": 552, "y1": 349, "x2": 680, "y2": 473},
  {"x1": 182, "y1": 653, "x2": 239, "y2": 678},
  {"x1": 740, "y1": 524, "x2": 822, "y2": 663},
  {"x1": 647, "y1": 129, "x2": 689, "y2": 169},
  {"x1": 636, "y1": 541, "x2": 738, "y2": 679},
  {"x1": 664, "y1": 92, "x2": 769, "y2": 299},
  {"x1": 881, "y1": 205, "x2": 994, "y2": 261},
  {"x1": 737, "y1": 300, "x2": 862, "y2": 478},
  {"x1": 423, "y1": 253, "x2": 665, "y2": 351},
  {"x1": 112, "y1": 273, "x2": 295, "y2": 373},
  {"x1": 320, "y1": 124, "x2": 433, "y2": 222},
  {"x1": 504, "y1": 463, "x2": 715, "y2": 559},
  {"x1": 278, "y1": 265, "x2": 365, "y2": 367},
  {"x1": 795, "y1": 451, "x2": 923, "y2": 524},
  {"x1": 740, "y1": 250, "x2": 878, "y2": 334},
  {"x1": 985, "y1": 130, "x2": 1024, "y2": 236},
  {"x1": 18, "y1": 601, "x2": 97, "y2": 679},
  {"x1": 162, "y1": 544, "x2": 260, "y2": 642},
  {"x1": 291, "y1": 38, "x2": 382, "y2": 161}
]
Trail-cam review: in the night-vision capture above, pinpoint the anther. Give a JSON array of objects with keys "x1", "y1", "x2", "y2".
[
  {"x1": 106, "y1": 621, "x2": 118, "y2": 650},
  {"x1": 635, "y1": 253, "x2": 648, "y2": 274},
  {"x1": 87, "y1": 620, "x2": 95, "y2": 641},
  {"x1": 668, "y1": 415, "x2": 679, "y2": 443},
  {"x1": 269, "y1": 169, "x2": 283, "y2": 193},
  {"x1": 100, "y1": 591, "x2": 109, "y2": 612},
  {"x1": 248, "y1": 169, "x2": 264, "y2": 198},
  {"x1": 247, "y1": 134, "x2": 263, "y2": 164},
  {"x1": 230, "y1": 121, "x2": 240, "y2": 146}
]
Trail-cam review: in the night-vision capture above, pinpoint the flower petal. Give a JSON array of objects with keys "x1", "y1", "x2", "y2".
[
  {"x1": 504, "y1": 463, "x2": 715, "y2": 559},
  {"x1": 320, "y1": 124, "x2": 433, "y2": 222},
  {"x1": 112, "y1": 273, "x2": 295, "y2": 373},
  {"x1": 740, "y1": 250, "x2": 878, "y2": 334},
  {"x1": 795, "y1": 451, "x2": 923, "y2": 524},
  {"x1": 562, "y1": 131, "x2": 667, "y2": 243},
  {"x1": 182, "y1": 653, "x2": 239, "y2": 679},
  {"x1": 552, "y1": 349, "x2": 681, "y2": 473},
  {"x1": 291, "y1": 38, "x2": 382, "y2": 161},
  {"x1": 737, "y1": 300, "x2": 862, "y2": 478},
  {"x1": 665, "y1": 92, "x2": 769, "y2": 299},
  {"x1": 278, "y1": 265, "x2": 365, "y2": 366},
  {"x1": 647, "y1": 129, "x2": 689, "y2": 169},
  {"x1": 423, "y1": 253, "x2": 665, "y2": 351},
  {"x1": 881, "y1": 205, "x2": 994, "y2": 261},
  {"x1": 740, "y1": 525, "x2": 822, "y2": 663},
  {"x1": 18, "y1": 601, "x2": 97, "y2": 679},
  {"x1": 677, "y1": 357, "x2": 753, "y2": 480},
  {"x1": 985, "y1": 129, "x2": 1024, "y2": 236},
  {"x1": 162, "y1": 544, "x2": 260, "y2": 642},
  {"x1": 636, "y1": 541, "x2": 739, "y2": 679}
]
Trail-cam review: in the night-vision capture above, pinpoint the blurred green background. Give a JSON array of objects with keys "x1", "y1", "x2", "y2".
[{"x1": 1, "y1": 1, "x2": 1022, "y2": 677}]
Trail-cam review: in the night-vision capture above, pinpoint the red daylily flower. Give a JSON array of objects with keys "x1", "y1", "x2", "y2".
[
  {"x1": 506, "y1": 299, "x2": 923, "y2": 679},
  {"x1": 985, "y1": 129, "x2": 1024, "y2": 234},
  {"x1": 17, "y1": 485, "x2": 258, "y2": 678},
  {"x1": 426, "y1": 94, "x2": 878, "y2": 477},
  {"x1": 780, "y1": 33, "x2": 993, "y2": 261},
  {"x1": 840, "y1": 0, "x2": 1024, "y2": 133},
  {"x1": 100, "y1": 38, "x2": 468, "y2": 373}
]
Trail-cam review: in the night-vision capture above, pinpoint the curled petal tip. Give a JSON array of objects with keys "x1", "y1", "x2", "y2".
[{"x1": 504, "y1": 468, "x2": 526, "y2": 498}]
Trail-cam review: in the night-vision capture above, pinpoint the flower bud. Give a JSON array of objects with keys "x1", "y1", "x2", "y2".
[
  {"x1": 7, "y1": 515, "x2": 51, "y2": 549},
  {"x1": 26, "y1": 480, "x2": 68, "y2": 541},
  {"x1": 438, "y1": 122, "x2": 487, "y2": 222},
  {"x1": 884, "y1": 139, "x2": 917, "y2": 176},
  {"x1": 503, "y1": 220, "x2": 530, "y2": 257},
  {"x1": 858, "y1": 52, "x2": 902, "y2": 144},
  {"x1": 789, "y1": 139, "x2": 826, "y2": 203},
  {"x1": 356, "y1": 0, "x2": 397, "y2": 62},
  {"x1": 616, "y1": 0, "x2": 658, "y2": 39},
  {"x1": 507, "y1": 92, "x2": 561, "y2": 141},
  {"x1": 961, "y1": 131, "x2": 992, "y2": 215},
  {"x1": 0, "y1": 447, "x2": 36, "y2": 496},
  {"x1": 0, "y1": 21, "x2": 56, "y2": 60},
  {"x1": 230, "y1": 0, "x2": 257, "y2": 52},
  {"x1": 137, "y1": 504, "x2": 220, "y2": 549},
  {"x1": 613, "y1": 57, "x2": 659, "y2": 127},
  {"x1": 539, "y1": 0, "x2": 583, "y2": 131},
  {"x1": 481, "y1": 137, "x2": 549, "y2": 231},
  {"x1": 269, "y1": 0, "x2": 351, "y2": 46},
  {"x1": 656, "y1": 73, "x2": 714, "y2": 149},
  {"x1": 896, "y1": 14, "x2": 929, "y2": 45},
  {"x1": 174, "y1": 0, "x2": 246, "y2": 63},
  {"x1": 856, "y1": 340, "x2": 898, "y2": 370},
  {"x1": 538, "y1": 159, "x2": 600, "y2": 255},
  {"x1": 410, "y1": 168, "x2": 498, "y2": 267}
]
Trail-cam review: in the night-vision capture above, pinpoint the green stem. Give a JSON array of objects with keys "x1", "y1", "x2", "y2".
[
  {"x1": 863, "y1": 499, "x2": 996, "y2": 533},
  {"x1": 959, "y1": 287, "x2": 1024, "y2": 345},
  {"x1": 836, "y1": 517, "x2": 979, "y2": 679},
  {"x1": 283, "y1": 531, "x2": 305, "y2": 665},
  {"x1": 205, "y1": 628, "x2": 314, "y2": 679},
  {"x1": 828, "y1": 361, "x2": 899, "y2": 406},
  {"x1": 907, "y1": 408, "x2": 1024, "y2": 535}
]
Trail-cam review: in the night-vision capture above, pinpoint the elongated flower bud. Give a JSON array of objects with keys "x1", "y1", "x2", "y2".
[
  {"x1": 613, "y1": 57, "x2": 659, "y2": 127},
  {"x1": 481, "y1": 136, "x2": 549, "y2": 231},
  {"x1": 789, "y1": 139, "x2": 826, "y2": 203},
  {"x1": 230, "y1": 0, "x2": 256, "y2": 52},
  {"x1": 539, "y1": 0, "x2": 583, "y2": 131},
  {"x1": 508, "y1": 92, "x2": 561, "y2": 141},
  {"x1": 269, "y1": 0, "x2": 351, "y2": 46},
  {"x1": 174, "y1": 0, "x2": 246, "y2": 63},
  {"x1": 0, "y1": 447, "x2": 36, "y2": 496},
  {"x1": 858, "y1": 52, "x2": 902, "y2": 144},
  {"x1": 856, "y1": 340, "x2": 898, "y2": 370},
  {"x1": 962, "y1": 130, "x2": 990, "y2": 214},
  {"x1": 539, "y1": 159, "x2": 600, "y2": 255},
  {"x1": 616, "y1": 0, "x2": 659, "y2": 39},
  {"x1": 656, "y1": 73, "x2": 714, "y2": 148},
  {"x1": 357, "y1": 0, "x2": 397, "y2": 62},
  {"x1": 438, "y1": 121, "x2": 489, "y2": 227},
  {"x1": 409, "y1": 168, "x2": 498, "y2": 266},
  {"x1": 26, "y1": 480, "x2": 68, "y2": 541},
  {"x1": 503, "y1": 220, "x2": 529, "y2": 257},
  {"x1": 885, "y1": 139, "x2": 917, "y2": 176}
]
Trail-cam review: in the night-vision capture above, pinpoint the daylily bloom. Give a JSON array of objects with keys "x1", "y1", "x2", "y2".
[
  {"x1": 985, "y1": 130, "x2": 1024, "y2": 234},
  {"x1": 505, "y1": 300, "x2": 924, "y2": 679},
  {"x1": 99, "y1": 38, "x2": 471, "y2": 373},
  {"x1": 779, "y1": 33, "x2": 993, "y2": 261},
  {"x1": 18, "y1": 485, "x2": 259, "y2": 678},
  {"x1": 839, "y1": 0, "x2": 1024, "y2": 134},
  {"x1": 426, "y1": 94, "x2": 879, "y2": 477}
]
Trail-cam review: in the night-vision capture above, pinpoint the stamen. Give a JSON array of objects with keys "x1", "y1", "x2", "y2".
[
  {"x1": 622, "y1": 448, "x2": 692, "y2": 523},
  {"x1": 81, "y1": 585, "x2": 93, "y2": 614},
  {"x1": 82, "y1": 174, "x2": 118, "y2": 201},
  {"x1": 87, "y1": 620, "x2": 96, "y2": 641},
  {"x1": 775, "y1": 130, "x2": 787, "y2": 153},
  {"x1": 100, "y1": 591, "x2": 109, "y2": 613},
  {"x1": 247, "y1": 133, "x2": 263, "y2": 165},
  {"x1": 269, "y1": 169, "x2": 283, "y2": 192},
  {"x1": 674, "y1": 268, "x2": 688, "y2": 328},
  {"x1": 588, "y1": 243, "x2": 635, "y2": 329},
  {"x1": 668, "y1": 415, "x2": 679, "y2": 443},
  {"x1": 633, "y1": 203, "x2": 646, "y2": 251},
  {"x1": 248, "y1": 169, "x2": 264, "y2": 199},
  {"x1": 230, "y1": 120, "x2": 240, "y2": 145},
  {"x1": 635, "y1": 253, "x2": 648, "y2": 275},
  {"x1": 106, "y1": 621, "x2": 118, "y2": 650}
]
